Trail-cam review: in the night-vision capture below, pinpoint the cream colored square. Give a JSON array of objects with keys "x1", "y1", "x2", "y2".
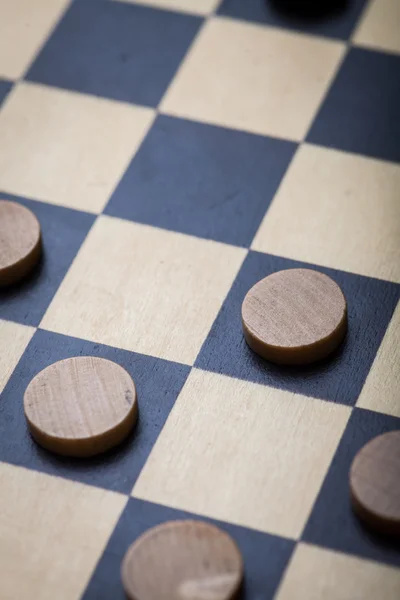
[
  {"x1": 0, "y1": 82, "x2": 155, "y2": 213},
  {"x1": 353, "y1": 0, "x2": 400, "y2": 55},
  {"x1": 41, "y1": 217, "x2": 245, "y2": 365},
  {"x1": 0, "y1": 320, "x2": 35, "y2": 393},
  {"x1": 252, "y1": 144, "x2": 400, "y2": 282},
  {"x1": 0, "y1": 0, "x2": 69, "y2": 79},
  {"x1": 277, "y1": 543, "x2": 400, "y2": 600},
  {"x1": 160, "y1": 18, "x2": 345, "y2": 140},
  {"x1": 117, "y1": 0, "x2": 219, "y2": 15},
  {"x1": 0, "y1": 462, "x2": 127, "y2": 600},
  {"x1": 133, "y1": 369, "x2": 350, "y2": 538},
  {"x1": 357, "y1": 301, "x2": 400, "y2": 417}
]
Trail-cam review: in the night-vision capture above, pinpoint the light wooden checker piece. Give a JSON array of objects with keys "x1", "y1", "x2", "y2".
[
  {"x1": 350, "y1": 431, "x2": 400, "y2": 537},
  {"x1": 0, "y1": 199, "x2": 42, "y2": 287},
  {"x1": 121, "y1": 520, "x2": 244, "y2": 600},
  {"x1": 24, "y1": 356, "x2": 138, "y2": 458},
  {"x1": 241, "y1": 268, "x2": 348, "y2": 365}
]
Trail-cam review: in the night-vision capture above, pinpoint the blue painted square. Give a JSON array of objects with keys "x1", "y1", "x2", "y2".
[
  {"x1": 0, "y1": 329, "x2": 190, "y2": 493},
  {"x1": 0, "y1": 194, "x2": 94, "y2": 327},
  {"x1": 307, "y1": 48, "x2": 400, "y2": 163},
  {"x1": 218, "y1": 0, "x2": 368, "y2": 40},
  {"x1": 195, "y1": 251, "x2": 400, "y2": 405},
  {"x1": 82, "y1": 497, "x2": 295, "y2": 600},
  {"x1": 25, "y1": 0, "x2": 202, "y2": 108},
  {"x1": 105, "y1": 115, "x2": 296, "y2": 246},
  {"x1": 0, "y1": 79, "x2": 13, "y2": 106},
  {"x1": 302, "y1": 408, "x2": 400, "y2": 567}
]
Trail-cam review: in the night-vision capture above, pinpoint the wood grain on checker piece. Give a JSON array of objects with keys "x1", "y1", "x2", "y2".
[
  {"x1": 24, "y1": 356, "x2": 138, "y2": 458},
  {"x1": 0, "y1": 199, "x2": 42, "y2": 287},
  {"x1": 121, "y1": 520, "x2": 243, "y2": 600},
  {"x1": 241, "y1": 268, "x2": 347, "y2": 365},
  {"x1": 350, "y1": 431, "x2": 400, "y2": 537}
]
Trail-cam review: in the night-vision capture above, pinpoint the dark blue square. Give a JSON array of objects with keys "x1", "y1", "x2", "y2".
[
  {"x1": 307, "y1": 47, "x2": 400, "y2": 163},
  {"x1": 0, "y1": 329, "x2": 190, "y2": 493},
  {"x1": 302, "y1": 408, "x2": 400, "y2": 567},
  {"x1": 105, "y1": 115, "x2": 296, "y2": 246},
  {"x1": 0, "y1": 79, "x2": 12, "y2": 106},
  {"x1": 218, "y1": 0, "x2": 368, "y2": 40},
  {"x1": 195, "y1": 251, "x2": 400, "y2": 405},
  {"x1": 25, "y1": 0, "x2": 202, "y2": 107},
  {"x1": 82, "y1": 497, "x2": 295, "y2": 600},
  {"x1": 0, "y1": 194, "x2": 94, "y2": 326}
]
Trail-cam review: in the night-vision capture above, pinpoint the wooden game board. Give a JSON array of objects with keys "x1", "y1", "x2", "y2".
[{"x1": 0, "y1": 0, "x2": 399, "y2": 598}]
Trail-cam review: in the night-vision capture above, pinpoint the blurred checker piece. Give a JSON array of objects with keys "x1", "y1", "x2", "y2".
[
  {"x1": 350, "y1": 431, "x2": 400, "y2": 537},
  {"x1": 241, "y1": 268, "x2": 347, "y2": 365},
  {"x1": 24, "y1": 356, "x2": 138, "y2": 457},
  {"x1": 121, "y1": 520, "x2": 243, "y2": 600},
  {"x1": 0, "y1": 199, "x2": 42, "y2": 287}
]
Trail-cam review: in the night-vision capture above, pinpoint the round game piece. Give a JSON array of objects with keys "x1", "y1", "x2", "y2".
[
  {"x1": 121, "y1": 520, "x2": 243, "y2": 600},
  {"x1": 24, "y1": 356, "x2": 138, "y2": 458},
  {"x1": 241, "y1": 268, "x2": 347, "y2": 365},
  {"x1": 350, "y1": 431, "x2": 400, "y2": 537},
  {"x1": 0, "y1": 199, "x2": 42, "y2": 287}
]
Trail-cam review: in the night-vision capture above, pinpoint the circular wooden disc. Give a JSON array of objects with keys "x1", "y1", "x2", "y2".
[
  {"x1": 241, "y1": 268, "x2": 347, "y2": 365},
  {"x1": 121, "y1": 520, "x2": 243, "y2": 600},
  {"x1": 350, "y1": 431, "x2": 400, "y2": 537},
  {"x1": 24, "y1": 357, "x2": 138, "y2": 457},
  {"x1": 0, "y1": 199, "x2": 42, "y2": 287}
]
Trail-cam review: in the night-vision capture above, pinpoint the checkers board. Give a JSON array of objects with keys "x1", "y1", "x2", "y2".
[{"x1": 0, "y1": 0, "x2": 399, "y2": 598}]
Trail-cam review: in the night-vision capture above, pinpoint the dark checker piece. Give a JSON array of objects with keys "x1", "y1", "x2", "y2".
[
  {"x1": 350, "y1": 430, "x2": 400, "y2": 537},
  {"x1": 0, "y1": 199, "x2": 42, "y2": 287},
  {"x1": 24, "y1": 356, "x2": 138, "y2": 458},
  {"x1": 241, "y1": 268, "x2": 347, "y2": 365},
  {"x1": 121, "y1": 520, "x2": 243, "y2": 600},
  {"x1": 218, "y1": 0, "x2": 368, "y2": 40}
]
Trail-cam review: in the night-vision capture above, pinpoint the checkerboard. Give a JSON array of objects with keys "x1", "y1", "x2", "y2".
[{"x1": 1, "y1": 0, "x2": 399, "y2": 598}]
